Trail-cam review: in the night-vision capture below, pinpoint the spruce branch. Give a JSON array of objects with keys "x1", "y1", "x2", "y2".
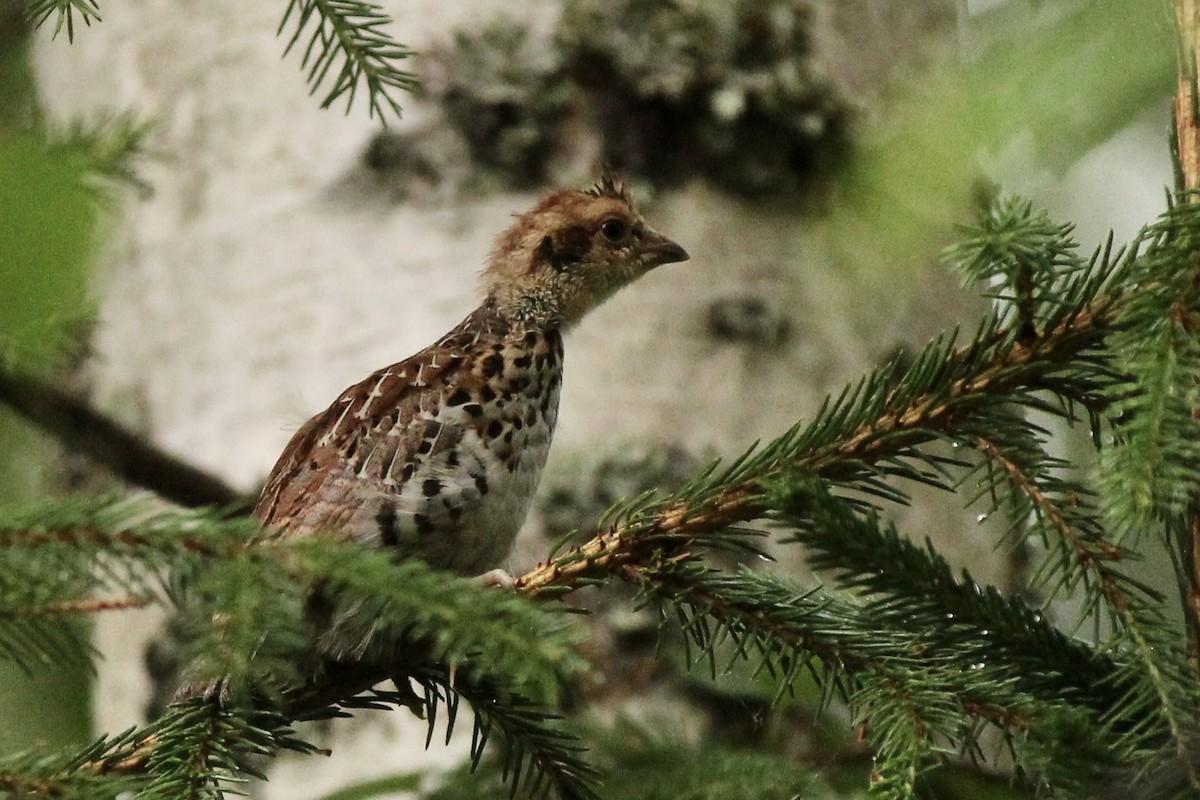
[
  {"x1": 7, "y1": 700, "x2": 316, "y2": 797},
  {"x1": 290, "y1": 666, "x2": 600, "y2": 800},
  {"x1": 411, "y1": 668, "x2": 601, "y2": 800},
  {"x1": 27, "y1": 0, "x2": 100, "y2": 43},
  {"x1": 771, "y1": 478, "x2": 1132, "y2": 717},
  {"x1": 772, "y1": 477, "x2": 1200, "y2": 781},
  {"x1": 7, "y1": 595, "x2": 152, "y2": 618},
  {"x1": 856, "y1": 672, "x2": 953, "y2": 800},
  {"x1": 0, "y1": 496, "x2": 586, "y2": 710},
  {"x1": 37, "y1": 653, "x2": 591, "y2": 798},
  {"x1": 634, "y1": 556, "x2": 1033, "y2": 735},
  {"x1": 0, "y1": 499, "x2": 261, "y2": 673},
  {"x1": 515, "y1": 280, "x2": 1127, "y2": 599},
  {"x1": 279, "y1": 0, "x2": 419, "y2": 120},
  {"x1": 1088, "y1": 206, "x2": 1200, "y2": 779},
  {"x1": 1098, "y1": 207, "x2": 1200, "y2": 530},
  {"x1": 629, "y1": 558, "x2": 1117, "y2": 794},
  {"x1": 967, "y1": 422, "x2": 1200, "y2": 765},
  {"x1": 0, "y1": 739, "x2": 141, "y2": 798},
  {"x1": 285, "y1": 540, "x2": 590, "y2": 706},
  {"x1": 46, "y1": 111, "x2": 155, "y2": 201},
  {"x1": 129, "y1": 700, "x2": 315, "y2": 800},
  {"x1": 0, "y1": 496, "x2": 261, "y2": 558},
  {"x1": 946, "y1": 197, "x2": 1085, "y2": 341},
  {"x1": 0, "y1": 495, "x2": 592, "y2": 797}
]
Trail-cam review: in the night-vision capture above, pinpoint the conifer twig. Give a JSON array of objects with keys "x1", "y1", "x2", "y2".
[
  {"x1": 630, "y1": 560, "x2": 1034, "y2": 733},
  {"x1": 515, "y1": 298, "x2": 1124, "y2": 597},
  {"x1": 27, "y1": 0, "x2": 101, "y2": 43},
  {"x1": 6, "y1": 596, "x2": 151, "y2": 617},
  {"x1": 279, "y1": 0, "x2": 419, "y2": 120}
]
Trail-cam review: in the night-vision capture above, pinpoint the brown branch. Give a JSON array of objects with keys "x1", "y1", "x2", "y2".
[
  {"x1": 0, "y1": 527, "x2": 246, "y2": 558},
  {"x1": 516, "y1": 300, "x2": 1121, "y2": 599},
  {"x1": 1176, "y1": 0, "x2": 1200, "y2": 193},
  {"x1": 5, "y1": 596, "x2": 152, "y2": 618},
  {"x1": 81, "y1": 737, "x2": 158, "y2": 778},
  {"x1": 0, "y1": 368, "x2": 250, "y2": 512},
  {"x1": 1174, "y1": 0, "x2": 1200, "y2": 680}
]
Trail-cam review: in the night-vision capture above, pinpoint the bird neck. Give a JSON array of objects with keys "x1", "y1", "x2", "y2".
[
  {"x1": 484, "y1": 281, "x2": 586, "y2": 330},
  {"x1": 472, "y1": 295, "x2": 564, "y2": 339}
]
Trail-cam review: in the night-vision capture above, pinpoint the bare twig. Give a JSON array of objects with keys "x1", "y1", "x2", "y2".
[
  {"x1": 1173, "y1": 0, "x2": 1200, "y2": 679},
  {"x1": 0, "y1": 368, "x2": 250, "y2": 512},
  {"x1": 1176, "y1": 0, "x2": 1200, "y2": 193}
]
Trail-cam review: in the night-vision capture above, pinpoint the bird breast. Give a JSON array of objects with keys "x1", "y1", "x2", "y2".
[
  {"x1": 366, "y1": 329, "x2": 564, "y2": 574},
  {"x1": 257, "y1": 322, "x2": 563, "y2": 577}
]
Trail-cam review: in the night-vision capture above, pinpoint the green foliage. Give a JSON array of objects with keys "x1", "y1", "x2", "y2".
[
  {"x1": 425, "y1": 721, "x2": 851, "y2": 800},
  {"x1": 1099, "y1": 198, "x2": 1200, "y2": 530},
  {"x1": 29, "y1": 0, "x2": 419, "y2": 121},
  {"x1": 314, "y1": 771, "x2": 422, "y2": 800},
  {"x1": 0, "y1": 131, "x2": 97, "y2": 366},
  {"x1": 0, "y1": 698, "x2": 315, "y2": 799},
  {"x1": 837, "y1": 0, "x2": 1173, "y2": 283},
  {"x1": 289, "y1": 538, "x2": 590, "y2": 705},
  {"x1": 27, "y1": 0, "x2": 100, "y2": 43},
  {"x1": 412, "y1": 668, "x2": 599, "y2": 800},
  {"x1": 279, "y1": 0, "x2": 419, "y2": 120},
  {"x1": 47, "y1": 113, "x2": 155, "y2": 201},
  {"x1": 0, "y1": 498, "x2": 255, "y2": 674},
  {"x1": 0, "y1": 114, "x2": 149, "y2": 370},
  {"x1": 139, "y1": 700, "x2": 315, "y2": 800},
  {"x1": 947, "y1": 197, "x2": 1085, "y2": 335},
  {"x1": 0, "y1": 496, "x2": 593, "y2": 797}
]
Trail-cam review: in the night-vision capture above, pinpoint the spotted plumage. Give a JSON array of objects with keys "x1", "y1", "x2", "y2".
[
  {"x1": 255, "y1": 303, "x2": 564, "y2": 574},
  {"x1": 252, "y1": 174, "x2": 688, "y2": 579}
]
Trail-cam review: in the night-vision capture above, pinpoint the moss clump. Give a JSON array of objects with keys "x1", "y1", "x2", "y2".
[
  {"x1": 557, "y1": 0, "x2": 848, "y2": 196},
  {"x1": 425, "y1": 1, "x2": 849, "y2": 197},
  {"x1": 427, "y1": 19, "x2": 575, "y2": 188}
]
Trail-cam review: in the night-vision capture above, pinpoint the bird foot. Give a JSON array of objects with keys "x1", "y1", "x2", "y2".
[
  {"x1": 478, "y1": 568, "x2": 515, "y2": 589},
  {"x1": 173, "y1": 675, "x2": 232, "y2": 708}
]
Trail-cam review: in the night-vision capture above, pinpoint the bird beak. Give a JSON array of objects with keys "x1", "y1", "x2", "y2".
[{"x1": 642, "y1": 231, "x2": 689, "y2": 266}]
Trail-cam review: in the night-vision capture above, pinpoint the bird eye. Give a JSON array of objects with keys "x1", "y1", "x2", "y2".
[{"x1": 600, "y1": 217, "x2": 628, "y2": 243}]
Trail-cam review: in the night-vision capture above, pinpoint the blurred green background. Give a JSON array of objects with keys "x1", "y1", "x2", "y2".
[{"x1": 0, "y1": 9, "x2": 96, "y2": 754}]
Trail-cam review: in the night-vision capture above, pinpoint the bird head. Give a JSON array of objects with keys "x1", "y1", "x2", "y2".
[{"x1": 481, "y1": 174, "x2": 689, "y2": 328}]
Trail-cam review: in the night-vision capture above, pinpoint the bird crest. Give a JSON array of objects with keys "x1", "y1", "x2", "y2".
[{"x1": 585, "y1": 170, "x2": 633, "y2": 207}]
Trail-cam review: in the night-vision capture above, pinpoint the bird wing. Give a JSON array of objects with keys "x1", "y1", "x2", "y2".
[
  {"x1": 252, "y1": 347, "x2": 467, "y2": 534},
  {"x1": 252, "y1": 305, "x2": 508, "y2": 541}
]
